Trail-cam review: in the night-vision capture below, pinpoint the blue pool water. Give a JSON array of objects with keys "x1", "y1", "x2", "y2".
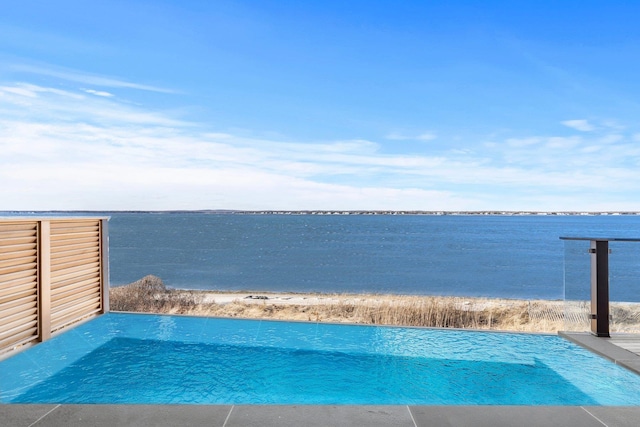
[{"x1": 2, "y1": 313, "x2": 640, "y2": 405}]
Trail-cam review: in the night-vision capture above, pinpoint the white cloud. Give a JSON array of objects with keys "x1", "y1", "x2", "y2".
[
  {"x1": 11, "y1": 63, "x2": 177, "y2": 94},
  {"x1": 385, "y1": 132, "x2": 436, "y2": 141},
  {"x1": 561, "y1": 119, "x2": 595, "y2": 132},
  {"x1": 599, "y1": 134, "x2": 623, "y2": 144},
  {"x1": 84, "y1": 89, "x2": 114, "y2": 97},
  {"x1": 546, "y1": 136, "x2": 581, "y2": 149},
  {"x1": 2, "y1": 81, "x2": 640, "y2": 211},
  {"x1": 417, "y1": 133, "x2": 437, "y2": 141},
  {"x1": 0, "y1": 83, "x2": 84, "y2": 99},
  {"x1": 0, "y1": 83, "x2": 183, "y2": 128},
  {"x1": 0, "y1": 85, "x2": 38, "y2": 98},
  {"x1": 506, "y1": 137, "x2": 541, "y2": 147},
  {"x1": 602, "y1": 120, "x2": 625, "y2": 132},
  {"x1": 0, "y1": 84, "x2": 467, "y2": 209},
  {"x1": 385, "y1": 133, "x2": 403, "y2": 140},
  {"x1": 581, "y1": 145, "x2": 602, "y2": 154}
]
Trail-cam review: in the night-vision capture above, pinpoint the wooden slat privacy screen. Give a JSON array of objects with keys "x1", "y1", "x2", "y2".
[
  {"x1": 0, "y1": 218, "x2": 109, "y2": 356},
  {"x1": 0, "y1": 221, "x2": 39, "y2": 354}
]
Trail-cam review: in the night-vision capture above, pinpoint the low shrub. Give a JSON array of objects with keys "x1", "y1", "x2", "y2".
[{"x1": 109, "y1": 275, "x2": 201, "y2": 313}]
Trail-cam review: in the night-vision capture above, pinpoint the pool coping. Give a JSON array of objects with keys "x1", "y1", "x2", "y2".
[
  {"x1": 559, "y1": 332, "x2": 640, "y2": 375},
  {"x1": 3, "y1": 404, "x2": 640, "y2": 427}
]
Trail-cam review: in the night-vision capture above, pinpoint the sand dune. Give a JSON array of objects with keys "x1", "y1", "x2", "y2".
[{"x1": 109, "y1": 275, "x2": 640, "y2": 333}]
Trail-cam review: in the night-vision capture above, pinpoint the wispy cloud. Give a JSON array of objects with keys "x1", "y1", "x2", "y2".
[
  {"x1": 0, "y1": 83, "x2": 183, "y2": 127},
  {"x1": 83, "y1": 89, "x2": 114, "y2": 97},
  {"x1": 2, "y1": 81, "x2": 640, "y2": 211},
  {"x1": 385, "y1": 132, "x2": 437, "y2": 141},
  {"x1": 505, "y1": 137, "x2": 541, "y2": 147},
  {"x1": 562, "y1": 119, "x2": 595, "y2": 132},
  {"x1": 0, "y1": 83, "x2": 84, "y2": 99},
  {"x1": 599, "y1": 134, "x2": 623, "y2": 144},
  {"x1": 10, "y1": 63, "x2": 177, "y2": 94},
  {"x1": 546, "y1": 136, "x2": 581, "y2": 149},
  {"x1": 417, "y1": 133, "x2": 437, "y2": 141}
]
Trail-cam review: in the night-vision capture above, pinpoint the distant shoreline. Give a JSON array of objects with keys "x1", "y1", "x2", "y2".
[{"x1": 4, "y1": 210, "x2": 640, "y2": 216}]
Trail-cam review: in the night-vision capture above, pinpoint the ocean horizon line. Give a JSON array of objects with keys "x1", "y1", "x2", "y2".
[{"x1": 3, "y1": 209, "x2": 640, "y2": 216}]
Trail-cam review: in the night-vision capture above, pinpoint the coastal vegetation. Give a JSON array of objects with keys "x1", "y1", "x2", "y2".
[{"x1": 110, "y1": 275, "x2": 640, "y2": 333}]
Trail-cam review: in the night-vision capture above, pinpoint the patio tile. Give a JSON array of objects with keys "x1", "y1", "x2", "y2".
[
  {"x1": 560, "y1": 332, "x2": 640, "y2": 375},
  {"x1": 583, "y1": 406, "x2": 640, "y2": 427},
  {"x1": 225, "y1": 405, "x2": 415, "y2": 427},
  {"x1": 409, "y1": 406, "x2": 605, "y2": 427},
  {"x1": 29, "y1": 404, "x2": 232, "y2": 427},
  {"x1": 0, "y1": 404, "x2": 59, "y2": 427}
]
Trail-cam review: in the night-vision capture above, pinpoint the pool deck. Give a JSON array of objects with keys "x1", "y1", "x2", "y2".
[
  {"x1": 560, "y1": 332, "x2": 640, "y2": 375},
  {"x1": 3, "y1": 404, "x2": 640, "y2": 427}
]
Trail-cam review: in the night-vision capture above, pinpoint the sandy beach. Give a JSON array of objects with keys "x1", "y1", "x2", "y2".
[{"x1": 109, "y1": 276, "x2": 640, "y2": 333}]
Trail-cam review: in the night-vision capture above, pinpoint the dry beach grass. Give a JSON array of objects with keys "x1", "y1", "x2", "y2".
[{"x1": 109, "y1": 275, "x2": 640, "y2": 333}]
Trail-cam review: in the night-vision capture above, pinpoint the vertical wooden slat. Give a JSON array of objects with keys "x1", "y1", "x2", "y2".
[
  {"x1": 101, "y1": 219, "x2": 109, "y2": 313},
  {"x1": 39, "y1": 221, "x2": 51, "y2": 341},
  {"x1": 0, "y1": 221, "x2": 39, "y2": 354},
  {"x1": 49, "y1": 219, "x2": 103, "y2": 331}
]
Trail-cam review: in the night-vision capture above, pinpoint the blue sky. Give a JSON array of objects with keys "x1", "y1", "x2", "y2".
[{"x1": 1, "y1": 1, "x2": 639, "y2": 211}]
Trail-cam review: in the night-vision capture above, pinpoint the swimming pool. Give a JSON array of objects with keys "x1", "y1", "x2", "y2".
[{"x1": 2, "y1": 313, "x2": 640, "y2": 405}]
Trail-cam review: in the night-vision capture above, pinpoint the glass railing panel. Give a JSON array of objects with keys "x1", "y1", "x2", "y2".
[
  {"x1": 609, "y1": 241, "x2": 640, "y2": 333},
  {"x1": 562, "y1": 239, "x2": 590, "y2": 332}
]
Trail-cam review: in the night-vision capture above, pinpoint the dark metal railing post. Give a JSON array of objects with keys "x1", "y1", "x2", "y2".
[{"x1": 590, "y1": 240, "x2": 610, "y2": 337}]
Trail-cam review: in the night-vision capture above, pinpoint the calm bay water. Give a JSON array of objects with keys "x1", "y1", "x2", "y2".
[{"x1": 100, "y1": 213, "x2": 640, "y2": 301}]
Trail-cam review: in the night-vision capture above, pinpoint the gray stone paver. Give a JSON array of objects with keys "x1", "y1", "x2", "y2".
[
  {"x1": 560, "y1": 332, "x2": 640, "y2": 376},
  {"x1": 582, "y1": 406, "x2": 640, "y2": 427},
  {"x1": 410, "y1": 406, "x2": 605, "y2": 427},
  {"x1": 225, "y1": 405, "x2": 415, "y2": 427},
  {"x1": 3, "y1": 405, "x2": 640, "y2": 427},
  {"x1": 24, "y1": 404, "x2": 231, "y2": 427},
  {"x1": 609, "y1": 334, "x2": 640, "y2": 355},
  {"x1": 0, "y1": 404, "x2": 59, "y2": 427}
]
